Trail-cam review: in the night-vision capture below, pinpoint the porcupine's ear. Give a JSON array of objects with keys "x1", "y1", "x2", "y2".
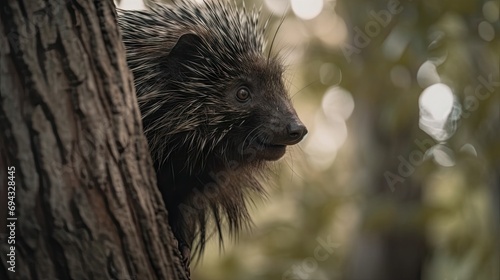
[{"x1": 165, "y1": 33, "x2": 203, "y2": 77}]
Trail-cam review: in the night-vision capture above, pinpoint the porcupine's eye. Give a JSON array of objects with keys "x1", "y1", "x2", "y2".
[{"x1": 235, "y1": 86, "x2": 251, "y2": 102}]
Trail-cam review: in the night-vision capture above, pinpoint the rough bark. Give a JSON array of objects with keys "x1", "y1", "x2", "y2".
[{"x1": 0, "y1": 0, "x2": 188, "y2": 279}]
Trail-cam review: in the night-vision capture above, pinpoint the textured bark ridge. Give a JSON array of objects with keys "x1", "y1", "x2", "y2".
[{"x1": 0, "y1": 1, "x2": 188, "y2": 279}]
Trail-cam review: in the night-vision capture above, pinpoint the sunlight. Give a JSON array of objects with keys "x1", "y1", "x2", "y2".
[
  {"x1": 419, "y1": 83, "x2": 454, "y2": 121},
  {"x1": 432, "y1": 144, "x2": 455, "y2": 167},
  {"x1": 416, "y1": 60, "x2": 440, "y2": 88},
  {"x1": 322, "y1": 86, "x2": 354, "y2": 121},
  {"x1": 304, "y1": 86, "x2": 354, "y2": 170},
  {"x1": 118, "y1": 0, "x2": 145, "y2": 10},
  {"x1": 304, "y1": 114, "x2": 345, "y2": 170},
  {"x1": 418, "y1": 83, "x2": 457, "y2": 141},
  {"x1": 291, "y1": 0, "x2": 323, "y2": 20}
]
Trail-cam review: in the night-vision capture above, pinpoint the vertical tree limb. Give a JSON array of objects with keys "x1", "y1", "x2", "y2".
[{"x1": 0, "y1": 0, "x2": 188, "y2": 279}]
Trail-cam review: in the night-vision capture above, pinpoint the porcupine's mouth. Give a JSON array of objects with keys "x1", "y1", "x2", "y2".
[{"x1": 254, "y1": 138, "x2": 287, "y2": 161}]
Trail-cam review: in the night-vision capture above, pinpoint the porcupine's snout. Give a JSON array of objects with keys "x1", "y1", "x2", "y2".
[
  {"x1": 283, "y1": 116, "x2": 308, "y2": 145},
  {"x1": 253, "y1": 104, "x2": 307, "y2": 161},
  {"x1": 266, "y1": 112, "x2": 307, "y2": 146}
]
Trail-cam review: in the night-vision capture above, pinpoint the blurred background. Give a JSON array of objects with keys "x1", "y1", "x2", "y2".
[{"x1": 119, "y1": 0, "x2": 499, "y2": 279}]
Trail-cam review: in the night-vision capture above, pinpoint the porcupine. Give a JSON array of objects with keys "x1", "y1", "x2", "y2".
[{"x1": 117, "y1": 0, "x2": 307, "y2": 267}]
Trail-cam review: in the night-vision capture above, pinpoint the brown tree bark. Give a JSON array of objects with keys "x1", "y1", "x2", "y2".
[{"x1": 0, "y1": 0, "x2": 188, "y2": 279}]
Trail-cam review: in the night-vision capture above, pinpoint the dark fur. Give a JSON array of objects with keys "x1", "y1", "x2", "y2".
[{"x1": 118, "y1": 0, "x2": 306, "y2": 261}]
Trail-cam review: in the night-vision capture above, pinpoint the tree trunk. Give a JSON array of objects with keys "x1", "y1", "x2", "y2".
[
  {"x1": 0, "y1": 0, "x2": 188, "y2": 279},
  {"x1": 337, "y1": 1, "x2": 429, "y2": 278}
]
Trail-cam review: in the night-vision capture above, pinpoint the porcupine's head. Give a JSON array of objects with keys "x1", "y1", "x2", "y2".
[{"x1": 118, "y1": 0, "x2": 307, "y2": 174}]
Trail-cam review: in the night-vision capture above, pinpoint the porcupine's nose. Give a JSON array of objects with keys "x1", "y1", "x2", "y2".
[{"x1": 285, "y1": 119, "x2": 307, "y2": 145}]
